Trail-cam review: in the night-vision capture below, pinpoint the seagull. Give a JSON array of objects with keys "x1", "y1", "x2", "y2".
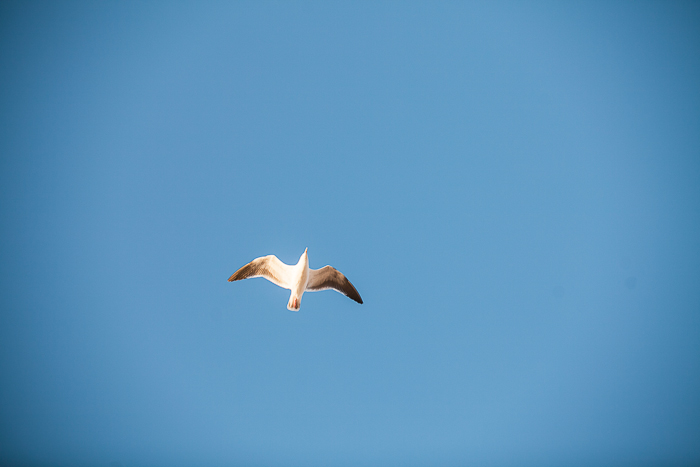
[{"x1": 227, "y1": 248, "x2": 363, "y2": 311}]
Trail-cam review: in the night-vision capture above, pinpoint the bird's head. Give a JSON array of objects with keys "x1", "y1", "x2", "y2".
[{"x1": 298, "y1": 247, "x2": 308, "y2": 265}]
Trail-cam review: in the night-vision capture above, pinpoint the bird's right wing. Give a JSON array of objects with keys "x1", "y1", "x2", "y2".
[
  {"x1": 306, "y1": 266, "x2": 363, "y2": 304},
  {"x1": 227, "y1": 255, "x2": 293, "y2": 290}
]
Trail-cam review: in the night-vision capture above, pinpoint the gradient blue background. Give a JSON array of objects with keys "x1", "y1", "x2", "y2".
[{"x1": 1, "y1": 2, "x2": 699, "y2": 466}]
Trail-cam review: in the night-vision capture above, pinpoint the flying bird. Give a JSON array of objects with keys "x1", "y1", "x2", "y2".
[{"x1": 228, "y1": 248, "x2": 363, "y2": 311}]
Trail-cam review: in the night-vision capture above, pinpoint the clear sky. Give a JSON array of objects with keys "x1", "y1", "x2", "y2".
[{"x1": 1, "y1": 2, "x2": 699, "y2": 466}]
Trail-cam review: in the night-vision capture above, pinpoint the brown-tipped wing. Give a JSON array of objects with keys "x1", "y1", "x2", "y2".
[
  {"x1": 227, "y1": 255, "x2": 293, "y2": 290},
  {"x1": 306, "y1": 266, "x2": 363, "y2": 304}
]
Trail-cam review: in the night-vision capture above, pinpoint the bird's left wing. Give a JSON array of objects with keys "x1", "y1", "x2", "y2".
[{"x1": 228, "y1": 255, "x2": 293, "y2": 290}]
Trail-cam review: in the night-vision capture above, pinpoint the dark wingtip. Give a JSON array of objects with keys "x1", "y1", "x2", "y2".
[
  {"x1": 345, "y1": 278, "x2": 363, "y2": 304},
  {"x1": 350, "y1": 288, "x2": 363, "y2": 304}
]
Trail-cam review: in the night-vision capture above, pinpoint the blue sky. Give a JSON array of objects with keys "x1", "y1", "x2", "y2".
[{"x1": 1, "y1": 2, "x2": 699, "y2": 466}]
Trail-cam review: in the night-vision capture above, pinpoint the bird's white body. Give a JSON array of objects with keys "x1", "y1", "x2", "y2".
[
  {"x1": 287, "y1": 248, "x2": 310, "y2": 310},
  {"x1": 228, "y1": 248, "x2": 363, "y2": 311}
]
